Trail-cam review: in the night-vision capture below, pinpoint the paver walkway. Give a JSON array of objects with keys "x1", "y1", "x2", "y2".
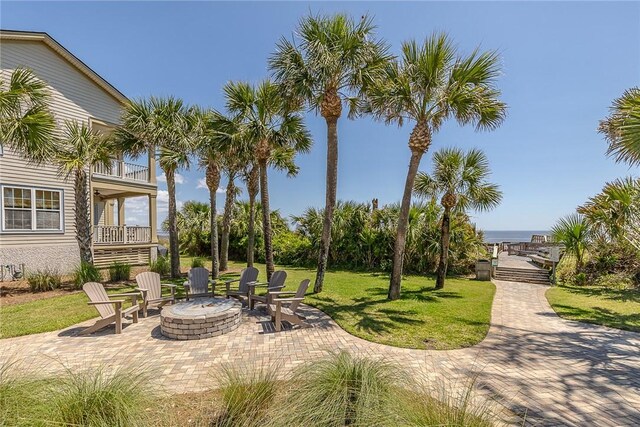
[{"x1": 2, "y1": 279, "x2": 639, "y2": 426}]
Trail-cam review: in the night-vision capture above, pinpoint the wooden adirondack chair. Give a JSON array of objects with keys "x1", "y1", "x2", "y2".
[
  {"x1": 268, "y1": 279, "x2": 310, "y2": 332},
  {"x1": 81, "y1": 282, "x2": 140, "y2": 335},
  {"x1": 248, "y1": 270, "x2": 287, "y2": 310},
  {"x1": 225, "y1": 267, "x2": 259, "y2": 304},
  {"x1": 184, "y1": 267, "x2": 215, "y2": 300},
  {"x1": 135, "y1": 272, "x2": 176, "y2": 317}
]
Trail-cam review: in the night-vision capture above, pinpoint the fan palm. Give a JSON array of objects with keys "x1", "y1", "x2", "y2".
[
  {"x1": 240, "y1": 162, "x2": 259, "y2": 267},
  {"x1": 365, "y1": 33, "x2": 506, "y2": 299},
  {"x1": 169, "y1": 200, "x2": 211, "y2": 256},
  {"x1": 551, "y1": 214, "x2": 591, "y2": 272},
  {"x1": 270, "y1": 13, "x2": 391, "y2": 292},
  {"x1": 0, "y1": 67, "x2": 56, "y2": 163},
  {"x1": 414, "y1": 148, "x2": 502, "y2": 289},
  {"x1": 599, "y1": 87, "x2": 640, "y2": 166},
  {"x1": 220, "y1": 157, "x2": 243, "y2": 271},
  {"x1": 56, "y1": 121, "x2": 113, "y2": 263},
  {"x1": 223, "y1": 80, "x2": 311, "y2": 280},
  {"x1": 115, "y1": 97, "x2": 198, "y2": 278}
]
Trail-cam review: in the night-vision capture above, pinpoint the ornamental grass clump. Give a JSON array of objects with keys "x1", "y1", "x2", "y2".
[
  {"x1": 108, "y1": 261, "x2": 132, "y2": 282},
  {"x1": 73, "y1": 261, "x2": 102, "y2": 289},
  {"x1": 27, "y1": 268, "x2": 62, "y2": 292},
  {"x1": 150, "y1": 255, "x2": 170, "y2": 277}
]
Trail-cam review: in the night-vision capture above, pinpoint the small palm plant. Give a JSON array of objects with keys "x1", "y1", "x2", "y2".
[
  {"x1": 415, "y1": 148, "x2": 502, "y2": 289},
  {"x1": 551, "y1": 213, "x2": 591, "y2": 272},
  {"x1": 0, "y1": 67, "x2": 56, "y2": 163},
  {"x1": 364, "y1": 33, "x2": 507, "y2": 299},
  {"x1": 599, "y1": 87, "x2": 640, "y2": 166},
  {"x1": 270, "y1": 13, "x2": 391, "y2": 292},
  {"x1": 56, "y1": 121, "x2": 113, "y2": 264},
  {"x1": 223, "y1": 80, "x2": 311, "y2": 280}
]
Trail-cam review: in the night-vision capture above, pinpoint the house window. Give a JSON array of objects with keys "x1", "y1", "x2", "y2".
[{"x1": 1, "y1": 186, "x2": 63, "y2": 232}]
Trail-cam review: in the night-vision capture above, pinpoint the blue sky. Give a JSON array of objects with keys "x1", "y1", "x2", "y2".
[{"x1": 2, "y1": 1, "x2": 638, "y2": 230}]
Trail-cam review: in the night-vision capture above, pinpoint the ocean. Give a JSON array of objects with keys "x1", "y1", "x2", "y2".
[{"x1": 482, "y1": 230, "x2": 550, "y2": 243}]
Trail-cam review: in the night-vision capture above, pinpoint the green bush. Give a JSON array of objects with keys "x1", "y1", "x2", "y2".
[
  {"x1": 191, "y1": 257, "x2": 205, "y2": 268},
  {"x1": 27, "y1": 268, "x2": 62, "y2": 292},
  {"x1": 272, "y1": 231, "x2": 313, "y2": 266},
  {"x1": 73, "y1": 261, "x2": 102, "y2": 289},
  {"x1": 108, "y1": 262, "x2": 131, "y2": 282},
  {"x1": 149, "y1": 255, "x2": 170, "y2": 277},
  {"x1": 595, "y1": 272, "x2": 634, "y2": 289},
  {"x1": 574, "y1": 272, "x2": 588, "y2": 286}
]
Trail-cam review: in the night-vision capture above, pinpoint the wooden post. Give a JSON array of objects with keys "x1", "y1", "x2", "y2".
[{"x1": 149, "y1": 194, "x2": 158, "y2": 243}]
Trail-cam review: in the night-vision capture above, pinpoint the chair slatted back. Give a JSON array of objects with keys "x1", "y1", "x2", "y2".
[
  {"x1": 188, "y1": 268, "x2": 210, "y2": 295},
  {"x1": 289, "y1": 279, "x2": 310, "y2": 312},
  {"x1": 238, "y1": 267, "x2": 259, "y2": 293},
  {"x1": 268, "y1": 270, "x2": 287, "y2": 290},
  {"x1": 83, "y1": 282, "x2": 114, "y2": 318},
  {"x1": 136, "y1": 272, "x2": 162, "y2": 300}
]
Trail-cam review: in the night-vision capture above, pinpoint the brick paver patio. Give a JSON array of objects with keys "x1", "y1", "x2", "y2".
[{"x1": 2, "y1": 279, "x2": 639, "y2": 426}]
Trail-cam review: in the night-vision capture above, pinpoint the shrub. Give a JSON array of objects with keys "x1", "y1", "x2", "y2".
[
  {"x1": 191, "y1": 257, "x2": 205, "y2": 268},
  {"x1": 149, "y1": 255, "x2": 170, "y2": 277},
  {"x1": 27, "y1": 268, "x2": 62, "y2": 292},
  {"x1": 108, "y1": 262, "x2": 131, "y2": 282},
  {"x1": 573, "y1": 272, "x2": 588, "y2": 286},
  {"x1": 595, "y1": 272, "x2": 634, "y2": 289},
  {"x1": 73, "y1": 261, "x2": 102, "y2": 289}
]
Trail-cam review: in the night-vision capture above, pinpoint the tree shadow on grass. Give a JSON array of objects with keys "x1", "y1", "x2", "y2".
[
  {"x1": 552, "y1": 303, "x2": 640, "y2": 333},
  {"x1": 558, "y1": 284, "x2": 640, "y2": 304},
  {"x1": 366, "y1": 286, "x2": 463, "y2": 303}
]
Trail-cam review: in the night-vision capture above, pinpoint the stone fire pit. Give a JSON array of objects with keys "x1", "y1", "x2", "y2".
[{"x1": 160, "y1": 297, "x2": 242, "y2": 340}]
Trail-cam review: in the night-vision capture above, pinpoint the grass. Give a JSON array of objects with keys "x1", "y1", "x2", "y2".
[
  {"x1": 2, "y1": 257, "x2": 495, "y2": 350},
  {"x1": 546, "y1": 283, "x2": 640, "y2": 332}
]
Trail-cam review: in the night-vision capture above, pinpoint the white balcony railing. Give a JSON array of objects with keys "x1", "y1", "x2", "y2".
[
  {"x1": 93, "y1": 160, "x2": 149, "y2": 182},
  {"x1": 93, "y1": 225, "x2": 151, "y2": 245}
]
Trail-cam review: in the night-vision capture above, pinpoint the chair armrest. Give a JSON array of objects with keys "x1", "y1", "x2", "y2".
[
  {"x1": 110, "y1": 292, "x2": 140, "y2": 298},
  {"x1": 88, "y1": 300, "x2": 125, "y2": 305},
  {"x1": 266, "y1": 285, "x2": 285, "y2": 292},
  {"x1": 135, "y1": 287, "x2": 149, "y2": 292},
  {"x1": 268, "y1": 291, "x2": 297, "y2": 296},
  {"x1": 161, "y1": 284, "x2": 176, "y2": 288},
  {"x1": 275, "y1": 297, "x2": 304, "y2": 303},
  {"x1": 246, "y1": 282, "x2": 269, "y2": 288},
  {"x1": 225, "y1": 278, "x2": 240, "y2": 285}
]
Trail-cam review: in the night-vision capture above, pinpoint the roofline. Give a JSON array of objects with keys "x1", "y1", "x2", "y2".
[{"x1": 0, "y1": 29, "x2": 129, "y2": 105}]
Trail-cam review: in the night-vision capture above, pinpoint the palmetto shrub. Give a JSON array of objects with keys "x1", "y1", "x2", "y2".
[
  {"x1": 73, "y1": 261, "x2": 102, "y2": 289},
  {"x1": 108, "y1": 262, "x2": 131, "y2": 282},
  {"x1": 150, "y1": 255, "x2": 170, "y2": 277},
  {"x1": 27, "y1": 268, "x2": 62, "y2": 292}
]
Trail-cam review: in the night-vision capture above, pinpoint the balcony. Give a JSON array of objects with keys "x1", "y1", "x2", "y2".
[
  {"x1": 93, "y1": 159, "x2": 150, "y2": 183},
  {"x1": 93, "y1": 225, "x2": 152, "y2": 245}
]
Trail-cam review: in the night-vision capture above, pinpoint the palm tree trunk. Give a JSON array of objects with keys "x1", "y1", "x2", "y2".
[
  {"x1": 220, "y1": 172, "x2": 236, "y2": 272},
  {"x1": 388, "y1": 150, "x2": 423, "y2": 300},
  {"x1": 258, "y1": 159, "x2": 275, "y2": 280},
  {"x1": 314, "y1": 117, "x2": 338, "y2": 293},
  {"x1": 206, "y1": 162, "x2": 221, "y2": 278},
  {"x1": 166, "y1": 168, "x2": 181, "y2": 278},
  {"x1": 436, "y1": 207, "x2": 452, "y2": 289},
  {"x1": 74, "y1": 169, "x2": 93, "y2": 264},
  {"x1": 246, "y1": 165, "x2": 259, "y2": 267}
]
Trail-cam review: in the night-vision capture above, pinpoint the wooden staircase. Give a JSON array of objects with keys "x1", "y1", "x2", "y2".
[{"x1": 494, "y1": 266, "x2": 551, "y2": 285}]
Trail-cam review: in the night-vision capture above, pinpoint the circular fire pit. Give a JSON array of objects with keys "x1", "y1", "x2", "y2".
[{"x1": 160, "y1": 297, "x2": 242, "y2": 340}]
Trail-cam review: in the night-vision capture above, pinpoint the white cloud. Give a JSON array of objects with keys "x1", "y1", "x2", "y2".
[
  {"x1": 197, "y1": 178, "x2": 225, "y2": 193},
  {"x1": 157, "y1": 173, "x2": 185, "y2": 184}
]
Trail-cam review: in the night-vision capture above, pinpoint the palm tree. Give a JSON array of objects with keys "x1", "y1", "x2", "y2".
[
  {"x1": 270, "y1": 13, "x2": 391, "y2": 293},
  {"x1": 115, "y1": 97, "x2": 197, "y2": 278},
  {"x1": 599, "y1": 88, "x2": 640, "y2": 166},
  {"x1": 551, "y1": 214, "x2": 591, "y2": 272},
  {"x1": 56, "y1": 121, "x2": 112, "y2": 263},
  {"x1": 223, "y1": 80, "x2": 311, "y2": 280},
  {"x1": 0, "y1": 67, "x2": 56, "y2": 163},
  {"x1": 414, "y1": 148, "x2": 502, "y2": 289},
  {"x1": 220, "y1": 159, "x2": 242, "y2": 271},
  {"x1": 364, "y1": 33, "x2": 507, "y2": 299},
  {"x1": 240, "y1": 161, "x2": 259, "y2": 267},
  {"x1": 168, "y1": 200, "x2": 211, "y2": 256}
]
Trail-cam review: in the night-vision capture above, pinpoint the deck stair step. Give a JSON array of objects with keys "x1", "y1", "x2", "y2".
[{"x1": 494, "y1": 266, "x2": 551, "y2": 285}]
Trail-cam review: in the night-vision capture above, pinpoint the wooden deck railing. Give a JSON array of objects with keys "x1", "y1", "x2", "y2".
[
  {"x1": 93, "y1": 226, "x2": 151, "y2": 244},
  {"x1": 93, "y1": 160, "x2": 149, "y2": 182}
]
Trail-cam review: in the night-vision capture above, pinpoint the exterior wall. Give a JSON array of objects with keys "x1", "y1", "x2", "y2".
[{"x1": 0, "y1": 38, "x2": 123, "y2": 273}]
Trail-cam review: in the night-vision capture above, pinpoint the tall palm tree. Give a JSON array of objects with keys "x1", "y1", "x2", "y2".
[
  {"x1": 240, "y1": 161, "x2": 259, "y2": 267},
  {"x1": 0, "y1": 67, "x2": 56, "y2": 163},
  {"x1": 269, "y1": 13, "x2": 391, "y2": 293},
  {"x1": 56, "y1": 121, "x2": 112, "y2": 263},
  {"x1": 115, "y1": 97, "x2": 197, "y2": 278},
  {"x1": 220, "y1": 160, "x2": 242, "y2": 271},
  {"x1": 364, "y1": 33, "x2": 507, "y2": 299},
  {"x1": 223, "y1": 80, "x2": 311, "y2": 280},
  {"x1": 599, "y1": 88, "x2": 640, "y2": 166},
  {"x1": 414, "y1": 148, "x2": 502, "y2": 289},
  {"x1": 551, "y1": 214, "x2": 591, "y2": 272}
]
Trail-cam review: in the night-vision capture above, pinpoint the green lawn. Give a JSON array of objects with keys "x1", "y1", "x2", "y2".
[
  {"x1": 1, "y1": 259, "x2": 495, "y2": 350},
  {"x1": 546, "y1": 284, "x2": 640, "y2": 332}
]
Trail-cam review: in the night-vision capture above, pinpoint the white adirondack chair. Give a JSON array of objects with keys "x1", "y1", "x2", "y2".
[
  {"x1": 81, "y1": 282, "x2": 140, "y2": 335},
  {"x1": 135, "y1": 272, "x2": 176, "y2": 317},
  {"x1": 268, "y1": 279, "x2": 311, "y2": 332},
  {"x1": 184, "y1": 267, "x2": 215, "y2": 300},
  {"x1": 248, "y1": 270, "x2": 287, "y2": 310},
  {"x1": 224, "y1": 267, "x2": 259, "y2": 304}
]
